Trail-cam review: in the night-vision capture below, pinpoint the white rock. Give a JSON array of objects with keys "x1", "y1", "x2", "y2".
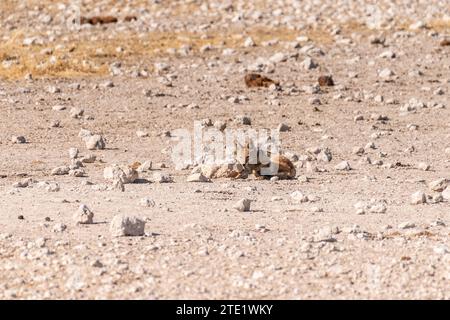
[
  {"x1": 73, "y1": 204, "x2": 94, "y2": 224},
  {"x1": 69, "y1": 107, "x2": 84, "y2": 119},
  {"x1": 52, "y1": 223, "x2": 67, "y2": 233},
  {"x1": 85, "y1": 135, "x2": 105, "y2": 150},
  {"x1": 101, "y1": 80, "x2": 114, "y2": 88},
  {"x1": 398, "y1": 222, "x2": 416, "y2": 229},
  {"x1": 379, "y1": 50, "x2": 396, "y2": 59},
  {"x1": 290, "y1": 191, "x2": 309, "y2": 203},
  {"x1": 110, "y1": 214, "x2": 145, "y2": 237},
  {"x1": 442, "y1": 186, "x2": 450, "y2": 200},
  {"x1": 369, "y1": 201, "x2": 387, "y2": 214},
  {"x1": 103, "y1": 165, "x2": 138, "y2": 184},
  {"x1": 78, "y1": 129, "x2": 92, "y2": 139},
  {"x1": 409, "y1": 21, "x2": 427, "y2": 30},
  {"x1": 269, "y1": 52, "x2": 287, "y2": 63},
  {"x1": 51, "y1": 166, "x2": 70, "y2": 176},
  {"x1": 137, "y1": 161, "x2": 152, "y2": 172},
  {"x1": 317, "y1": 149, "x2": 332, "y2": 162},
  {"x1": 244, "y1": 37, "x2": 255, "y2": 47},
  {"x1": 68, "y1": 148, "x2": 79, "y2": 159},
  {"x1": 417, "y1": 162, "x2": 430, "y2": 171},
  {"x1": 52, "y1": 105, "x2": 66, "y2": 111},
  {"x1": 233, "y1": 198, "x2": 251, "y2": 212},
  {"x1": 301, "y1": 57, "x2": 318, "y2": 70},
  {"x1": 411, "y1": 191, "x2": 426, "y2": 205},
  {"x1": 313, "y1": 226, "x2": 337, "y2": 242},
  {"x1": 46, "y1": 183, "x2": 60, "y2": 192},
  {"x1": 152, "y1": 172, "x2": 173, "y2": 183},
  {"x1": 187, "y1": 173, "x2": 210, "y2": 182},
  {"x1": 335, "y1": 161, "x2": 351, "y2": 171},
  {"x1": 136, "y1": 130, "x2": 149, "y2": 138},
  {"x1": 47, "y1": 86, "x2": 60, "y2": 94},
  {"x1": 379, "y1": 68, "x2": 394, "y2": 79}
]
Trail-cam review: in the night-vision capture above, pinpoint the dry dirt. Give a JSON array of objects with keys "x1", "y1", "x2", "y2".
[{"x1": 0, "y1": 0, "x2": 450, "y2": 299}]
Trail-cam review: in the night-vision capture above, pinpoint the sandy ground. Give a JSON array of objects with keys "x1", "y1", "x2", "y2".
[{"x1": 0, "y1": 0, "x2": 450, "y2": 299}]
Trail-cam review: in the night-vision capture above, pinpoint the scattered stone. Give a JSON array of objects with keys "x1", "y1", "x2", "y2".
[
  {"x1": 101, "y1": 80, "x2": 114, "y2": 88},
  {"x1": 233, "y1": 198, "x2": 251, "y2": 212},
  {"x1": 369, "y1": 202, "x2": 387, "y2": 214},
  {"x1": 51, "y1": 166, "x2": 70, "y2": 176},
  {"x1": 417, "y1": 162, "x2": 430, "y2": 171},
  {"x1": 398, "y1": 222, "x2": 416, "y2": 229},
  {"x1": 152, "y1": 172, "x2": 173, "y2": 183},
  {"x1": 335, "y1": 161, "x2": 351, "y2": 171},
  {"x1": 244, "y1": 37, "x2": 255, "y2": 47},
  {"x1": 104, "y1": 165, "x2": 138, "y2": 184},
  {"x1": 68, "y1": 148, "x2": 79, "y2": 159},
  {"x1": 85, "y1": 135, "x2": 106, "y2": 150},
  {"x1": 47, "y1": 86, "x2": 60, "y2": 94},
  {"x1": 379, "y1": 50, "x2": 396, "y2": 59},
  {"x1": 187, "y1": 173, "x2": 210, "y2": 182},
  {"x1": 442, "y1": 186, "x2": 450, "y2": 200},
  {"x1": 409, "y1": 21, "x2": 427, "y2": 30},
  {"x1": 52, "y1": 223, "x2": 67, "y2": 233},
  {"x1": 136, "y1": 130, "x2": 149, "y2": 138},
  {"x1": 73, "y1": 204, "x2": 94, "y2": 224},
  {"x1": 137, "y1": 161, "x2": 152, "y2": 172},
  {"x1": 52, "y1": 105, "x2": 66, "y2": 111},
  {"x1": 379, "y1": 68, "x2": 394, "y2": 79},
  {"x1": 290, "y1": 191, "x2": 309, "y2": 203},
  {"x1": 411, "y1": 191, "x2": 426, "y2": 205},
  {"x1": 312, "y1": 226, "x2": 337, "y2": 242},
  {"x1": 110, "y1": 214, "x2": 145, "y2": 237},
  {"x1": 301, "y1": 57, "x2": 318, "y2": 70},
  {"x1": 269, "y1": 52, "x2": 287, "y2": 63},
  {"x1": 69, "y1": 107, "x2": 84, "y2": 119}
]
